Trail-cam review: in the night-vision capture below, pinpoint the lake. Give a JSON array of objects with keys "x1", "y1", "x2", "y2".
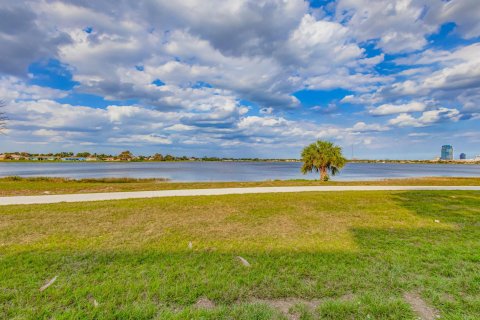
[{"x1": 0, "y1": 161, "x2": 479, "y2": 181}]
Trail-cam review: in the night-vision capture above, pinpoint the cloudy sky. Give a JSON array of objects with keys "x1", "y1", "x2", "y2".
[{"x1": 1, "y1": 0, "x2": 479, "y2": 159}]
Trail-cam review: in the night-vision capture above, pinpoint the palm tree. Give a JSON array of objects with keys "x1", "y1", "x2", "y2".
[{"x1": 301, "y1": 140, "x2": 347, "y2": 181}]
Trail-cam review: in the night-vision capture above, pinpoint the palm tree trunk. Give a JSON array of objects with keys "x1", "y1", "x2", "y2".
[{"x1": 320, "y1": 167, "x2": 327, "y2": 181}]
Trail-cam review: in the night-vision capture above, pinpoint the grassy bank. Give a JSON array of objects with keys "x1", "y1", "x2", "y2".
[
  {"x1": 0, "y1": 176, "x2": 479, "y2": 196},
  {"x1": 1, "y1": 191, "x2": 479, "y2": 319}
]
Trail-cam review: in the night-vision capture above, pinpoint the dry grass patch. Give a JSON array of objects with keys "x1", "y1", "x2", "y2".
[
  {"x1": 1, "y1": 176, "x2": 479, "y2": 197},
  {"x1": 0, "y1": 192, "x2": 455, "y2": 254}
]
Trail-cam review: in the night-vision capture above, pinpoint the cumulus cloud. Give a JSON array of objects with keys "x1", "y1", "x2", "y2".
[
  {"x1": 139, "y1": 0, "x2": 308, "y2": 57},
  {"x1": 0, "y1": 3, "x2": 71, "y2": 76},
  {"x1": 349, "y1": 122, "x2": 390, "y2": 132},
  {"x1": 377, "y1": 43, "x2": 480, "y2": 116},
  {"x1": 335, "y1": 0, "x2": 480, "y2": 54},
  {"x1": 11, "y1": 0, "x2": 378, "y2": 111},
  {"x1": 1, "y1": 0, "x2": 479, "y2": 157},
  {"x1": 341, "y1": 93, "x2": 382, "y2": 105},
  {"x1": 369, "y1": 102, "x2": 427, "y2": 116},
  {"x1": 3, "y1": 98, "x2": 377, "y2": 154},
  {"x1": 285, "y1": 15, "x2": 363, "y2": 67},
  {"x1": 388, "y1": 108, "x2": 460, "y2": 127},
  {"x1": 425, "y1": 0, "x2": 480, "y2": 39},
  {"x1": 335, "y1": 0, "x2": 435, "y2": 53},
  {"x1": 109, "y1": 134, "x2": 172, "y2": 145},
  {"x1": 0, "y1": 77, "x2": 68, "y2": 102}
]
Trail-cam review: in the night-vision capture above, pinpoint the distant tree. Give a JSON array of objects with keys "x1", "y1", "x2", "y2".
[
  {"x1": 118, "y1": 150, "x2": 133, "y2": 161},
  {"x1": 0, "y1": 100, "x2": 7, "y2": 134},
  {"x1": 153, "y1": 153, "x2": 164, "y2": 161},
  {"x1": 95, "y1": 153, "x2": 108, "y2": 159},
  {"x1": 76, "y1": 152, "x2": 91, "y2": 158},
  {"x1": 164, "y1": 154, "x2": 175, "y2": 161},
  {"x1": 202, "y1": 156, "x2": 220, "y2": 161},
  {"x1": 55, "y1": 152, "x2": 74, "y2": 158},
  {"x1": 301, "y1": 140, "x2": 346, "y2": 181}
]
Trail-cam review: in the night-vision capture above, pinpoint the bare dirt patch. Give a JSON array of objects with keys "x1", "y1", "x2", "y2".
[
  {"x1": 440, "y1": 293, "x2": 455, "y2": 303},
  {"x1": 252, "y1": 298, "x2": 321, "y2": 320},
  {"x1": 339, "y1": 292, "x2": 355, "y2": 301},
  {"x1": 404, "y1": 292, "x2": 440, "y2": 320},
  {"x1": 195, "y1": 297, "x2": 216, "y2": 309}
]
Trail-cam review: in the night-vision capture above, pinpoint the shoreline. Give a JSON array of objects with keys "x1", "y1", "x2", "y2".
[
  {"x1": 1, "y1": 159, "x2": 480, "y2": 164},
  {"x1": 1, "y1": 176, "x2": 479, "y2": 197}
]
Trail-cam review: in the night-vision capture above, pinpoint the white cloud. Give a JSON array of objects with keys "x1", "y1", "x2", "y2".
[
  {"x1": 408, "y1": 132, "x2": 429, "y2": 137},
  {"x1": 335, "y1": 0, "x2": 435, "y2": 53},
  {"x1": 374, "y1": 43, "x2": 480, "y2": 117},
  {"x1": 369, "y1": 102, "x2": 427, "y2": 116},
  {"x1": 388, "y1": 114, "x2": 422, "y2": 127},
  {"x1": 164, "y1": 124, "x2": 195, "y2": 131},
  {"x1": 141, "y1": 0, "x2": 308, "y2": 57},
  {"x1": 13, "y1": 1, "x2": 383, "y2": 112},
  {"x1": 286, "y1": 15, "x2": 363, "y2": 66},
  {"x1": 425, "y1": 0, "x2": 480, "y2": 39},
  {"x1": 0, "y1": 77, "x2": 68, "y2": 102},
  {"x1": 349, "y1": 122, "x2": 390, "y2": 132},
  {"x1": 389, "y1": 107, "x2": 460, "y2": 127},
  {"x1": 0, "y1": 3, "x2": 71, "y2": 76},
  {"x1": 32, "y1": 129, "x2": 58, "y2": 136},
  {"x1": 238, "y1": 116, "x2": 288, "y2": 129},
  {"x1": 108, "y1": 134, "x2": 172, "y2": 145},
  {"x1": 393, "y1": 44, "x2": 480, "y2": 91},
  {"x1": 336, "y1": 0, "x2": 480, "y2": 54},
  {"x1": 305, "y1": 71, "x2": 390, "y2": 91},
  {"x1": 3, "y1": 99, "x2": 377, "y2": 154}
]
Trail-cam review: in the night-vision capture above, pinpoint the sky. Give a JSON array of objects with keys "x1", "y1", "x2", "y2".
[{"x1": 0, "y1": 0, "x2": 479, "y2": 159}]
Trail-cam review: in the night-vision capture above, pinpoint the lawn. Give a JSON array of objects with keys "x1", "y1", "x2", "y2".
[
  {"x1": 1, "y1": 191, "x2": 479, "y2": 319},
  {"x1": 0, "y1": 176, "x2": 479, "y2": 196}
]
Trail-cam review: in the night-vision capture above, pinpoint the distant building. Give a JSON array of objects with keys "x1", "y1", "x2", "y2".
[
  {"x1": 6, "y1": 154, "x2": 23, "y2": 160},
  {"x1": 459, "y1": 153, "x2": 466, "y2": 160},
  {"x1": 441, "y1": 145, "x2": 453, "y2": 160}
]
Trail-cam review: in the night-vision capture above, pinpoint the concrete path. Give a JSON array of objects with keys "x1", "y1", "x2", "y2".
[{"x1": 1, "y1": 185, "x2": 479, "y2": 206}]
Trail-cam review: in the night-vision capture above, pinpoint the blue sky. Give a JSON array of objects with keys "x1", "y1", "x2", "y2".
[{"x1": 0, "y1": 0, "x2": 479, "y2": 159}]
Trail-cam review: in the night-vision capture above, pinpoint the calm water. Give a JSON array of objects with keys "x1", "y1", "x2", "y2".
[{"x1": 0, "y1": 162, "x2": 479, "y2": 181}]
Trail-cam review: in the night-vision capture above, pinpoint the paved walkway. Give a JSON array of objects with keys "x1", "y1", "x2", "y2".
[{"x1": 1, "y1": 185, "x2": 479, "y2": 206}]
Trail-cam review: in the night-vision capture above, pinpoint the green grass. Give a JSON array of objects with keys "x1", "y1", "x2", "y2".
[
  {"x1": 1, "y1": 191, "x2": 479, "y2": 319},
  {"x1": 0, "y1": 176, "x2": 479, "y2": 196}
]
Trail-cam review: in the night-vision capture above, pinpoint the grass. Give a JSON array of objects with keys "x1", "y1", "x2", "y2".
[
  {"x1": 0, "y1": 176, "x2": 479, "y2": 196},
  {"x1": 1, "y1": 190, "x2": 479, "y2": 319}
]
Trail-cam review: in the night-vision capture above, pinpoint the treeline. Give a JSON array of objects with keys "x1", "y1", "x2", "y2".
[{"x1": 0, "y1": 151, "x2": 299, "y2": 162}]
